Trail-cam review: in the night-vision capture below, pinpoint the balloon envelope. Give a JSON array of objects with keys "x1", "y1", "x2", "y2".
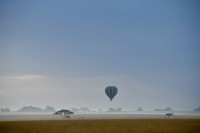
[{"x1": 105, "y1": 86, "x2": 118, "y2": 101}]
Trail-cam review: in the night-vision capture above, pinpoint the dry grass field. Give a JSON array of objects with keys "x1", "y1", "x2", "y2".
[{"x1": 0, "y1": 119, "x2": 200, "y2": 133}]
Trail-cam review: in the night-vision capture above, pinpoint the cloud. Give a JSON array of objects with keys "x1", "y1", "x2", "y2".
[{"x1": 2, "y1": 75, "x2": 46, "y2": 80}]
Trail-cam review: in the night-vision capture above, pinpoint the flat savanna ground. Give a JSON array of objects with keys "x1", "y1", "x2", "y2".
[{"x1": 0, "y1": 119, "x2": 200, "y2": 133}]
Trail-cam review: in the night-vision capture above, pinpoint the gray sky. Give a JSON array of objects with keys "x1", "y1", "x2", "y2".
[{"x1": 0, "y1": 0, "x2": 199, "y2": 111}]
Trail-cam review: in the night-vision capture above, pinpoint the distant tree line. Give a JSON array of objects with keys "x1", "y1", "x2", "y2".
[
  {"x1": 71, "y1": 107, "x2": 91, "y2": 113},
  {"x1": 17, "y1": 106, "x2": 55, "y2": 112},
  {"x1": 1, "y1": 106, "x2": 200, "y2": 112},
  {"x1": 0, "y1": 108, "x2": 10, "y2": 112},
  {"x1": 194, "y1": 107, "x2": 200, "y2": 111},
  {"x1": 154, "y1": 107, "x2": 173, "y2": 111},
  {"x1": 0, "y1": 106, "x2": 55, "y2": 113},
  {"x1": 108, "y1": 108, "x2": 122, "y2": 112}
]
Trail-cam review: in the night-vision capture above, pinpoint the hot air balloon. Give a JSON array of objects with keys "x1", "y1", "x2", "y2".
[{"x1": 105, "y1": 86, "x2": 118, "y2": 101}]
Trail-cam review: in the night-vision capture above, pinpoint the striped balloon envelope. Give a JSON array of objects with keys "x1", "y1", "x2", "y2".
[{"x1": 105, "y1": 86, "x2": 118, "y2": 101}]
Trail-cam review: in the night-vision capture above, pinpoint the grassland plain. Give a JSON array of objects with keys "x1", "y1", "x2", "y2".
[{"x1": 0, "y1": 119, "x2": 200, "y2": 133}]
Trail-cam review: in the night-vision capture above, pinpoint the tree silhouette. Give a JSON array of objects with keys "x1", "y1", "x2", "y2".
[
  {"x1": 54, "y1": 109, "x2": 74, "y2": 118},
  {"x1": 165, "y1": 113, "x2": 174, "y2": 118}
]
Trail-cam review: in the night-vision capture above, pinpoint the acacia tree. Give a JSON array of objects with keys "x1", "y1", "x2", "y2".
[
  {"x1": 54, "y1": 109, "x2": 74, "y2": 118},
  {"x1": 165, "y1": 113, "x2": 174, "y2": 118}
]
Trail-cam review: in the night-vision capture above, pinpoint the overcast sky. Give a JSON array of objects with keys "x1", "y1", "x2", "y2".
[{"x1": 0, "y1": 0, "x2": 199, "y2": 111}]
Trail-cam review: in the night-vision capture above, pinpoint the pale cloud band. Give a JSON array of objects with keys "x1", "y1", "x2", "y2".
[{"x1": 2, "y1": 75, "x2": 46, "y2": 80}]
